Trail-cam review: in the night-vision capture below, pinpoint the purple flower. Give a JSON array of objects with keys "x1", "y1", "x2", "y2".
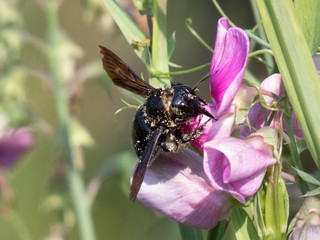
[
  {"x1": 135, "y1": 18, "x2": 251, "y2": 229},
  {"x1": 183, "y1": 17, "x2": 250, "y2": 151},
  {"x1": 210, "y1": 18, "x2": 250, "y2": 118},
  {"x1": 203, "y1": 128, "x2": 277, "y2": 204},
  {"x1": 0, "y1": 129, "x2": 34, "y2": 169},
  {"x1": 240, "y1": 74, "x2": 303, "y2": 139},
  {"x1": 289, "y1": 196, "x2": 320, "y2": 240},
  {"x1": 136, "y1": 149, "x2": 228, "y2": 229}
]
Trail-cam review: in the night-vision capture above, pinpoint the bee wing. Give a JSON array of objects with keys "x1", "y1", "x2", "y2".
[
  {"x1": 99, "y1": 45, "x2": 154, "y2": 97},
  {"x1": 130, "y1": 127, "x2": 164, "y2": 202}
]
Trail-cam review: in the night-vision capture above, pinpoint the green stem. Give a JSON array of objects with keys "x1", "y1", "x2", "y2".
[
  {"x1": 248, "y1": 49, "x2": 273, "y2": 58},
  {"x1": 185, "y1": 18, "x2": 214, "y2": 52},
  {"x1": 265, "y1": 164, "x2": 282, "y2": 239},
  {"x1": 264, "y1": 122, "x2": 288, "y2": 239},
  {"x1": 245, "y1": 30, "x2": 271, "y2": 49},
  {"x1": 212, "y1": 0, "x2": 271, "y2": 49},
  {"x1": 283, "y1": 99, "x2": 309, "y2": 194},
  {"x1": 151, "y1": 0, "x2": 170, "y2": 87},
  {"x1": 249, "y1": 0, "x2": 275, "y2": 73},
  {"x1": 154, "y1": 62, "x2": 211, "y2": 76},
  {"x1": 211, "y1": 0, "x2": 236, "y2": 27},
  {"x1": 45, "y1": 1, "x2": 96, "y2": 240}
]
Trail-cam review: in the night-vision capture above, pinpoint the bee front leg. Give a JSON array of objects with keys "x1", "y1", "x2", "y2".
[
  {"x1": 160, "y1": 133, "x2": 188, "y2": 153},
  {"x1": 175, "y1": 119, "x2": 211, "y2": 144}
]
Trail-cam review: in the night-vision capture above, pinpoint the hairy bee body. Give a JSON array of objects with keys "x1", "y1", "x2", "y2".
[
  {"x1": 99, "y1": 46, "x2": 214, "y2": 201},
  {"x1": 132, "y1": 83, "x2": 210, "y2": 159}
]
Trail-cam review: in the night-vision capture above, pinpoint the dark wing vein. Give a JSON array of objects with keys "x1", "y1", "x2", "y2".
[{"x1": 99, "y1": 45, "x2": 154, "y2": 97}]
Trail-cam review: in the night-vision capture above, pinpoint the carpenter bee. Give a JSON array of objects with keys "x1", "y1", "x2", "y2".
[{"x1": 99, "y1": 46, "x2": 214, "y2": 201}]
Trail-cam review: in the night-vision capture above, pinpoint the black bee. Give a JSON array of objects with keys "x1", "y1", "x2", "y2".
[{"x1": 99, "y1": 46, "x2": 214, "y2": 201}]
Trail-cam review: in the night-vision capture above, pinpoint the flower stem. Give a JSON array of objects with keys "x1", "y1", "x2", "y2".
[
  {"x1": 283, "y1": 97, "x2": 309, "y2": 194},
  {"x1": 249, "y1": 0, "x2": 275, "y2": 73},
  {"x1": 151, "y1": 0, "x2": 170, "y2": 87},
  {"x1": 45, "y1": 1, "x2": 96, "y2": 240},
  {"x1": 264, "y1": 122, "x2": 288, "y2": 239},
  {"x1": 154, "y1": 62, "x2": 211, "y2": 76},
  {"x1": 248, "y1": 49, "x2": 273, "y2": 58},
  {"x1": 185, "y1": 18, "x2": 214, "y2": 52}
]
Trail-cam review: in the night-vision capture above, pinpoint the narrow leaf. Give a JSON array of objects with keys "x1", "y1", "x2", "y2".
[
  {"x1": 302, "y1": 187, "x2": 320, "y2": 197},
  {"x1": 294, "y1": 168, "x2": 320, "y2": 186},
  {"x1": 207, "y1": 220, "x2": 226, "y2": 240},
  {"x1": 257, "y1": 0, "x2": 320, "y2": 168},
  {"x1": 179, "y1": 224, "x2": 203, "y2": 240},
  {"x1": 295, "y1": 0, "x2": 320, "y2": 54},
  {"x1": 231, "y1": 207, "x2": 259, "y2": 240},
  {"x1": 168, "y1": 31, "x2": 176, "y2": 59},
  {"x1": 100, "y1": 0, "x2": 146, "y2": 60}
]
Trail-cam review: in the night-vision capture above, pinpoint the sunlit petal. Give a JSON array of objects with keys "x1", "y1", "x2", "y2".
[{"x1": 136, "y1": 149, "x2": 227, "y2": 229}]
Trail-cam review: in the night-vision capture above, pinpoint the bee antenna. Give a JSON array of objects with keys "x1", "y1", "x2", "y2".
[{"x1": 192, "y1": 70, "x2": 218, "y2": 91}]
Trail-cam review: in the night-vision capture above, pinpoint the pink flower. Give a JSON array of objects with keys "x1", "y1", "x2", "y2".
[
  {"x1": 136, "y1": 149, "x2": 228, "y2": 229},
  {"x1": 184, "y1": 17, "x2": 250, "y2": 151},
  {"x1": 135, "y1": 18, "x2": 250, "y2": 229},
  {"x1": 203, "y1": 128, "x2": 277, "y2": 204},
  {"x1": 210, "y1": 18, "x2": 250, "y2": 118},
  {"x1": 0, "y1": 129, "x2": 34, "y2": 169},
  {"x1": 240, "y1": 74, "x2": 303, "y2": 139}
]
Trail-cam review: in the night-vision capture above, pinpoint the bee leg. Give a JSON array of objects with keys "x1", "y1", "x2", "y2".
[
  {"x1": 176, "y1": 118, "x2": 212, "y2": 143},
  {"x1": 160, "y1": 134, "x2": 180, "y2": 152}
]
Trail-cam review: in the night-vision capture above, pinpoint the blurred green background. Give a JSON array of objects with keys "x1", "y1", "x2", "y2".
[{"x1": 0, "y1": 0, "x2": 260, "y2": 239}]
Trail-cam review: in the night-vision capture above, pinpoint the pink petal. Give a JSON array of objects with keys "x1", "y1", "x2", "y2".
[
  {"x1": 0, "y1": 129, "x2": 34, "y2": 169},
  {"x1": 136, "y1": 149, "x2": 227, "y2": 229},
  {"x1": 241, "y1": 74, "x2": 304, "y2": 139},
  {"x1": 291, "y1": 112, "x2": 303, "y2": 138},
  {"x1": 210, "y1": 18, "x2": 249, "y2": 117},
  {"x1": 240, "y1": 103, "x2": 281, "y2": 139},
  {"x1": 260, "y1": 73, "x2": 285, "y2": 104},
  {"x1": 210, "y1": 18, "x2": 229, "y2": 69},
  {"x1": 313, "y1": 55, "x2": 320, "y2": 72},
  {"x1": 182, "y1": 105, "x2": 235, "y2": 151},
  {"x1": 180, "y1": 104, "x2": 216, "y2": 151},
  {"x1": 203, "y1": 136, "x2": 276, "y2": 203}
]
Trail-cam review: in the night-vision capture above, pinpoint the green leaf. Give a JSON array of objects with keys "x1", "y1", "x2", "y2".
[
  {"x1": 294, "y1": 168, "x2": 320, "y2": 186},
  {"x1": 100, "y1": 0, "x2": 146, "y2": 61},
  {"x1": 229, "y1": 207, "x2": 259, "y2": 240},
  {"x1": 207, "y1": 220, "x2": 226, "y2": 240},
  {"x1": 167, "y1": 31, "x2": 176, "y2": 59},
  {"x1": 179, "y1": 224, "x2": 203, "y2": 240},
  {"x1": 295, "y1": 0, "x2": 320, "y2": 54},
  {"x1": 168, "y1": 61, "x2": 182, "y2": 68},
  {"x1": 296, "y1": 138, "x2": 308, "y2": 154},
  {"x1": 257, "y1": 0, "x2": 320, "y2": 169},
  {"x1": 303, "y1": 187, "x2": 320, "y2": 197}
]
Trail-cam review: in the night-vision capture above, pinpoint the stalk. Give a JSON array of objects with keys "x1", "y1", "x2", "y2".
[{"x1": 45, "y1": 1, "x2": 96, "y2": 240}]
